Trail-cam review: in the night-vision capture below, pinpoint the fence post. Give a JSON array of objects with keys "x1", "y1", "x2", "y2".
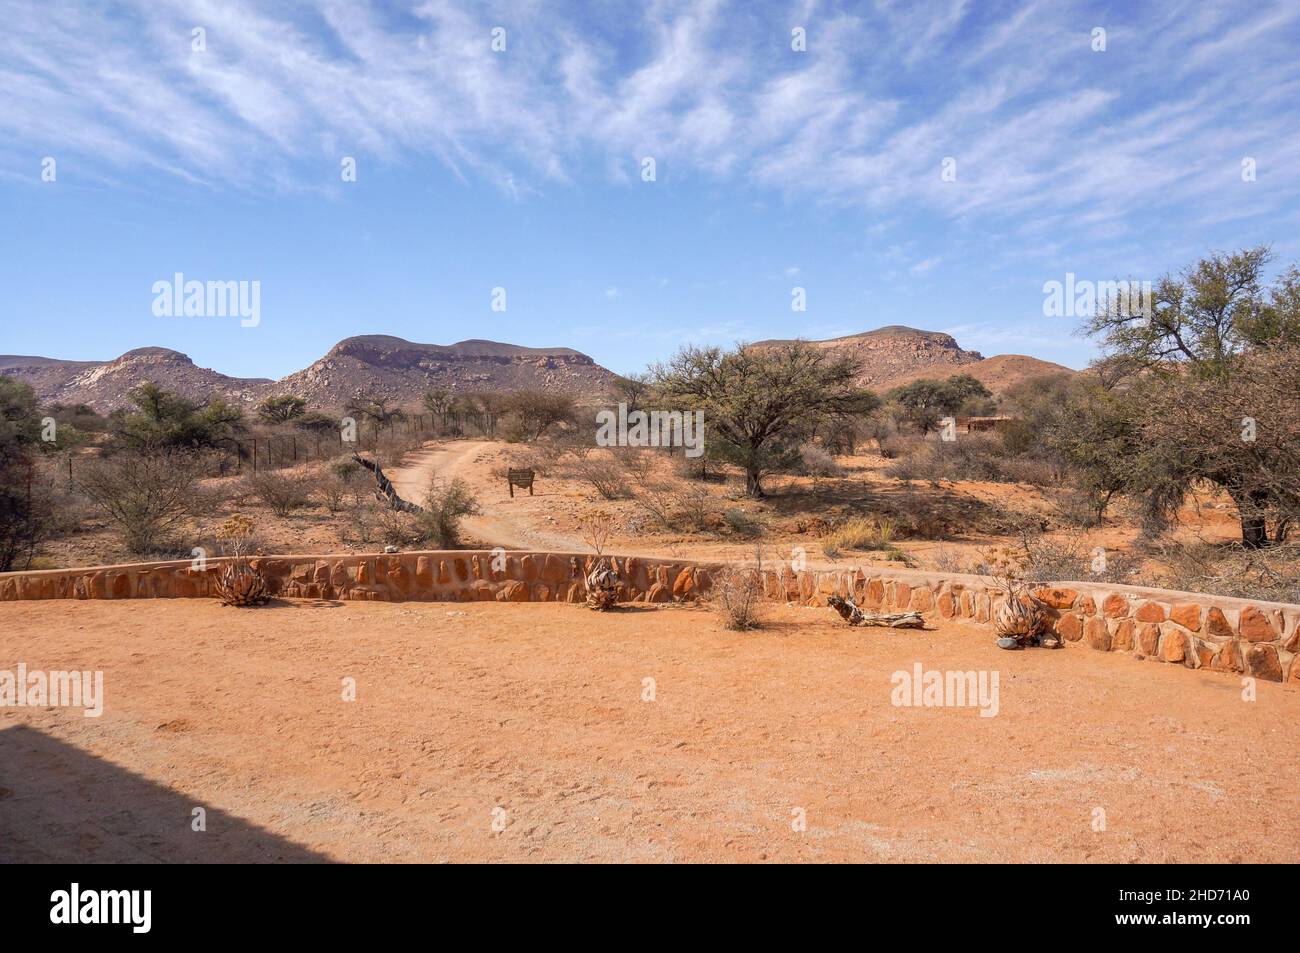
[{"x1": 252, "y1": 437, "x2": 258, "y2": 473}]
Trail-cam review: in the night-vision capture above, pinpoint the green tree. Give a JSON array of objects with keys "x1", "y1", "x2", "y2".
[
  {"x1": 886, "y1": 374, "x2": 991, "y2": 433},
  {"x1": 1085, "y1": 247, "x2": 1300, "y2": 546},
  {"x1": 113, "y1": 382, "x2": 241, "y2": 449},
  {"x1": 256, "y1": 394, "x2": 307, "y2": 424},
  {"x1": 651, "y1": 341, "x2": 878, "y2": 497}
]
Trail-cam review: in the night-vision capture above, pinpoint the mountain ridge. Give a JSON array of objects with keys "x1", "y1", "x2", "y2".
[{"x1": 1, "y1": 328, "x2": 1075, "y2": 411}]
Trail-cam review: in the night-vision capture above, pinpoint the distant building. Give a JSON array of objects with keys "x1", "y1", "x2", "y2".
[{"x1": 955, "y1": 415, "x2": 1013, "y2": 433}]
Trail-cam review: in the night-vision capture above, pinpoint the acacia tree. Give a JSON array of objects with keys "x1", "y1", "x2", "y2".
[
  {"x1": 114, "y1": 382, "x2": 243, "y2": 449},
  {"x1": 504, "y1": 390, "x2": 574, "y2": 441},
  {"x1": 651, "y1": 341, "x2": 878, "y2": 497},
  {"x1": 1084, "y1": 246, "x2": 1300, "y2": 546},
  {"x1": 886, "y1": 374, "x2": 993, "y2": 433},
  {"x1": 256, "y1": 394, "x2": 306, "y2": 424}
]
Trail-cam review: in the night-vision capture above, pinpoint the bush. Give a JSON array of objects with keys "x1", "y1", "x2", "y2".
[
  {"x1": 709, "y1": 550, "x2": 767, "y2": 631},
  {"x1": 821, "y1": 517, "x2": 897, "y2": 559},
  {"x1": 0, "y1": 460, "x2": 49, "y2": 571},
  {"x1": 723, "y1": 508, "x2": 764, "y2": 539},
  {"x1": 1146, "y1": 540, "x2": 1299, "y2": 604},
  {"x1": 414, "y1": 478, "x2": 480, "y2": 548},
  {"x1": 347, "y1": 491, "x2": 380, "y2": 545},
  {"x1": 77, "y1": 451, "x2": 208, "y2": 554},
  {"x1": 798, "y1": 443, "x2": 842, "y2": 478},
  {"x1": 315, "y1": 472, "x2": 353, "y2": 514},
  {"x1": 564, "y1": 448, "x2": 630, "y2": 500},
  {"x1": 244, "y1": 469, "x2": 312, "y2": 517}
]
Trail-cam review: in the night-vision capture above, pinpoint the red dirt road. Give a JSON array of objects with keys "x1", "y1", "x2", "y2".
[{"x1": 1, "y1": 599, "x2": 1296, "y2": 863}]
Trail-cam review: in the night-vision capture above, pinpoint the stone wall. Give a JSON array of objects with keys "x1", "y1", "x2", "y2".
[{"x1": 2, "y1": 552, "x2": 1297, "y2": 683}]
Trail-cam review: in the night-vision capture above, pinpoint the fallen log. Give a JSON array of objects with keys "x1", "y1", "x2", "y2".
[
  {"x1": 827, "y1": 595, "x2": 925, "y2": 629},
  {"x1": 352, "y1": 453, "x2": 424, "y2": 514}
]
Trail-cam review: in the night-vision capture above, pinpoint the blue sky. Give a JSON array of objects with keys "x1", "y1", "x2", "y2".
[{"x1": 3, "y1": 0, "x2": 1299, "y2": 380}]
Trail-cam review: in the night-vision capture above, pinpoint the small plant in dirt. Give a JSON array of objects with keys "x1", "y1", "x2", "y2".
[
  {"x1": 723, "y1": 507, "x2": 764, "y2": 539},
  {"x1": 579, "y1": 510, "x2": 614, "y2": 555},
  {"x1": 214, "y1": 514, "x2": 270, "y2": 607},
  {"x1": 979, "y1": 545, "x2": 1052, "y2": 650},
  {"x1": 710, "y1": 546, "x2": 767, "y2": 631},
  {"x1": 821, "y1": 517, "x2": 898, "y2": 560},
  {"x1": 414, "y1": 478, "x2": 480, "y2": 548}
]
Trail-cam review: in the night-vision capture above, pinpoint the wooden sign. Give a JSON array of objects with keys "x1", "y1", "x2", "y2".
[{"x1": 507, "y1": 468, "x2": 535, "y2": 497}]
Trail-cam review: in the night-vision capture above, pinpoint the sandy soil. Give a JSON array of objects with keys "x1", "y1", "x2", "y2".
[
  {"x1": 37, "y1": 435, "x2": 1248, "y2": 583},
  {"x1": 387, "y1": 440, "x2": 588, "y2": 551},
  {"x1": 2, "y1": 598, "x2": 1296, "y2": 863},
  {"x1": 381, "y1": 438, "x2": 1246, "y2": 574}
]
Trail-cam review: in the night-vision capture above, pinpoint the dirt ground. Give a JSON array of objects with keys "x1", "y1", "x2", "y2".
[
  {"x1": 37, "y1": 436, "x2": 1249, "y2": 584},
  {"x1": 2, "y1": 598, "x2": 1295, "y2": 863}
]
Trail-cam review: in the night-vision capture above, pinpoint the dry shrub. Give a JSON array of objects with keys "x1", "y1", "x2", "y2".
[
  {"x1": 1, "y1": 455, "x2": 91, "y2": 571},
  {"x1": 969, "y1": 526, "x2": 1142, "y2": 586},
  {"x1": 620, "y1": 450, "x2": 722, "y2": 532},
  {"x1": 822, "y1": 516, "x2": 898, "y2": 560},
  {"x1": 316, "y1": 456, "x2": 364, "y2": 514},
  {"x1": 77, "y1": 450, "x2": 210, "y2": 555},
  {"x1": 928, "y1": 546, "x2": 970, "y2": 574},
  {"x1": 723, "y1": 507, "x2": 764, "y2": 538},
  {"x1": 563, "y1": 448, "x2": 630, "y2": 500},
  {"x1": 1146, "y1": 540, "x2": 1300, "y2": 603},
  {"x1": 244, "y1": 468, "x2": 312, "y2": 517},
  {"x1": 345, "y1": 488, "x2": 381, "y2": 545},
  {"x1": 315, "y1": 471, "x2": 354, "y2": 514},
  {"x1": 413, "y1": 478, "x2": 480, "y2": 548},
  {"x1": 579, "y1": 510, "x2": 614, "y2": 555},
  {"x1": 710, "y1": 548, "x2": 767, "y2": 631},
  {"x1": 798, "y1": 443, "x2": 842, "y2": 478},
  {"x1": 884, "y1": 435, "x2": 1058, "y2": 486},
  {"x1": 877, "y1": 432, "x2": 921, "y2": 461}
]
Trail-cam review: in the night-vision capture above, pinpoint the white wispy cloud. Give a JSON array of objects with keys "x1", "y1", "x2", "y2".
[{"x1": 1, "y1": 0, "x2": 1297, "y2": 248}]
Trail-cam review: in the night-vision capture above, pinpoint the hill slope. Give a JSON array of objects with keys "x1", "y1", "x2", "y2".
[
  {"x1": 754, "y1": 325, "x2": 985, "y2": 388},
  {"x1": 0, "y1": 348, "x2": 269, "y2": 411},
  {"x1": 0, "y1": 337, "x2": 618, "y2": 412},
  {"x1": 875, "y1": 352, "x2": 1076, "y2": 397}
]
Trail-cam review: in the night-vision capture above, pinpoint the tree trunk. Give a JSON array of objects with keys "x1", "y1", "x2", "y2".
[
  {"x1": 1237, "y1": 488, "x2": 1271, "y2": 549},
  {"x1": 745, "y1": 469, "x2": 764, "y2": 497},
  {"x1": 1241, "y1": 513, "x2": 1269, "y2": 549}
]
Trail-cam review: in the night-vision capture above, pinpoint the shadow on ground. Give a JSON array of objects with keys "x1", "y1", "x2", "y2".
[{"x1": 0, "y1": 725, "x2": 330, "y2": 863}]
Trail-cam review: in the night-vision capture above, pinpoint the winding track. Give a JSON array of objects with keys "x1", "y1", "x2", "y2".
[{"x1": 385, "y1": 440, "x2": 587, "y2": 551}]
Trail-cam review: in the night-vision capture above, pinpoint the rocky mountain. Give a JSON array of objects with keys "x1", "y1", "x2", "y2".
[
  {"x1": 275, "y1": 335, "x2": 617, "y2": 408},
  {"x1": 754, "y1": 325, "x2": 986, "y2": 388},
  {"x1": 0, "y1": 336, "x2": 618, "y2": 412},
  {"x1": 0, "y1": 348, "x2": 270, "y2": 412},
  {"x1": 2, "y1": 327, "x2": 1074, "y2": 413}
]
